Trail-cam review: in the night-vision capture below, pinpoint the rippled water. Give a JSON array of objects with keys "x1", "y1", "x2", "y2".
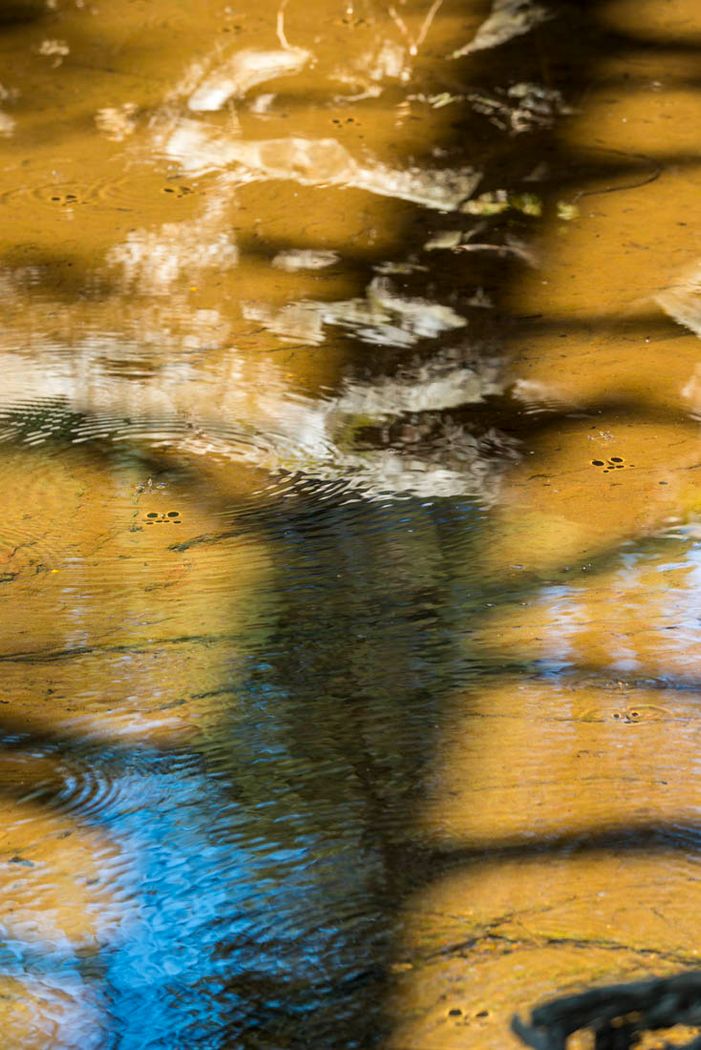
[{"x1": 1, "y1": 0, "x2": 701, "y2": 1046}]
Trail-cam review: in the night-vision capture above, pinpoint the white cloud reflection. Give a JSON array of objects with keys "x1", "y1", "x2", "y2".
[{"x1": 163, "y1": 120, "x2": 480, "y2": 211}]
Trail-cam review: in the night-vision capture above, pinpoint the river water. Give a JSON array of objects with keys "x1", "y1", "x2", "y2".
[{"x1": 1, "y1": 0, "x2": 700, "y2": 1046}]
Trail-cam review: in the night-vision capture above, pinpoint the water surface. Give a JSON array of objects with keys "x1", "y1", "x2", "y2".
[{"x1": 1, "y1": 0, "x2": 701, "y2": 1046}]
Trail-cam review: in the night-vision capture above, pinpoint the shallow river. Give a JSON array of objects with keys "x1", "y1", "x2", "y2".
[{"x1": 1, "y1": 0, "x2": 701, "y2": 1046}]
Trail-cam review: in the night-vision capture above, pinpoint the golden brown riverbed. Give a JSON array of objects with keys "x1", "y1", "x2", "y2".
[{"x1": 0, "y1": 0, "x2": 700, "y2": 1046}]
